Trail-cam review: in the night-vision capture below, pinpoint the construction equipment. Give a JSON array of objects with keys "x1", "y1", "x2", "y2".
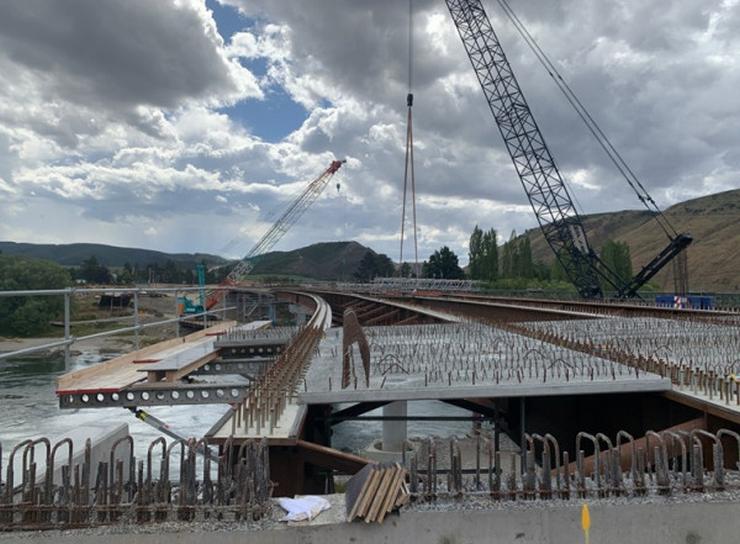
[
  {"x1": 205, "y1": 159, "x2": 346, "y2": 309},
  {"x1": 445, "y1": 0, "x2": 692, "y2": 299},
  {"x1": 177, "y1": 263, "x2": 206, "y2": 315},
  {"x1": 398, "y1": 0, "x2": 420, "y2": 279}
]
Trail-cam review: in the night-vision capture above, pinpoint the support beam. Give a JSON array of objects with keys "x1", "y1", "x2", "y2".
[
  {"x1": 356, "y1": 304, "x2": 389, "y2": 322},
  {"x1": 559, "y1": 417, "x2": 706, "y2": 476},
  {"x1": 364, "y1": 309, "x2": 401, "y2": 326},
  {"x1": 395, "y1": 314, "x2": 421, "y2": 326},
  {"x1": 296, "y1": 439, "x2": 373, "y2": 474},
  {"x1": 327, "y1": 401, "x2": 392, "y2": 423},
  {"x1": 441, "y1": 398, "x2": 501, "y2": 420},
  {"x1": 59, "y1": 383, "x2": 247, "y2": 408},
  {"x1": 664, "y1": 390, "x2": 740, "y2": 426}
]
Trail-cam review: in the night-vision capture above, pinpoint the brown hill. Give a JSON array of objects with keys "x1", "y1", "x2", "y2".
[{"x1": 524, "y1": 189, "x2": 740, "y2": 292}]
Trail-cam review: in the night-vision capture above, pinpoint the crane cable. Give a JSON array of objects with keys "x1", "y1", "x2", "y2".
[
  {"x1": 494, "y1": 0, "x2": 678, "y2": 240},
  {"x1": 399, "y1": 0, "x2": 420, "y2": 277}
]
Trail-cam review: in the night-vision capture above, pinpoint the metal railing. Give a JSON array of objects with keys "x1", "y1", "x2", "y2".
[{"x1": 0, "y1": 286, "x2": 242, "y2": 364}]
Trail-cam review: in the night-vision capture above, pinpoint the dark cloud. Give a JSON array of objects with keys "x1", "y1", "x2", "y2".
[{"x1": 0, "y1": 0, "x2": 244, "y2": 110}]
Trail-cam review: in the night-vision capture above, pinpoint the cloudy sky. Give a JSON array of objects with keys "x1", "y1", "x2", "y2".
[{"x1": 0, "y1": 0, "x2": 738, "y2": 264}]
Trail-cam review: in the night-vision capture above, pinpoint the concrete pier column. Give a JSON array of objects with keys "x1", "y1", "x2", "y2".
[{"x1": 382, "y1": 401, "x2": 407, "y2": 452}]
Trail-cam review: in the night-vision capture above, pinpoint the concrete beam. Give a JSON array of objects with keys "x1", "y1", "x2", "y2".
[
  {"x1": 9, "y1": 498, "x2": 740, "y2": 543},
  {"x1": 300, "y1": 378, "x2": 672, "y2": 405}
]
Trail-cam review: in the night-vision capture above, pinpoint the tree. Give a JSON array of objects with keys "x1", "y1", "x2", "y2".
[
  {"x1": 500, "y1": 242, "x2": 511, "y2": 278},
  {"x1": 519, "y1": 237, "x2": 534, "y2": 278},
  {"x1": 600, "y1": 240, "x2": 633, "y2": 291},
  {"x1": 79, "y1": 255, "x2": 111, "y2": 284},
  {"x1": 0, "y1": 255, "x2": 72, "y2": 336},
  {"x1": 353, "y1": 252, "x2": 395, "y2": 282},
  {"x1": 468, "y1": 225, "x2": 484, "y2": 279},
  {"x1": 374, "y1": 253, "x2": 395, "y2": 278},
  {"x1": 399, "y1": 262, "x2": 413, "y2": 278},
  {"x1": 468, "y1": 226, "x2": 499, "y2": 282},
  {"x1": 422, "y1": 246, "x2": 464, "y2": 279},
  {"x1": 481, "y1": 228, "x2": 499, "y2": 281},
  {"x1": 550, "y1": 256, "x2": 568, "y2": 282}
]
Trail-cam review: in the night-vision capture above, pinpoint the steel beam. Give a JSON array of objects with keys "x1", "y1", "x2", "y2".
[
  {"x1": 191, "y1": 358, "x2": 270, "y2": 377},
  {"x1": 58, "y1": 383, "x2": 248, "y2": 409}
]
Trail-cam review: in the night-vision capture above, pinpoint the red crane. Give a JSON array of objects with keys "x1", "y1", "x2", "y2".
[{"x1": 205, "y1": 159, "x2": 346, "y2": 310}]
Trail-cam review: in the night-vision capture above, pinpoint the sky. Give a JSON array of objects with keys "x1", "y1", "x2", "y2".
[{"x1": 0, "y1": 0, "x2": 738, "y2": 265}]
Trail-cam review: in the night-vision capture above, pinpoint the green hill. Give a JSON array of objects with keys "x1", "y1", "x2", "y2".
[
  {"x1": 523, "y1": 188, "x2": 740, "y2": 292},
  {"x1": 0, "y1": 240, "x2": 381, "y2": 281},
  {"x1": 248, "y1": 241, "x2": 376, "y2": 281},
  {"x1": 0, "y1": 241, "x2": 226, "y2": 269}
]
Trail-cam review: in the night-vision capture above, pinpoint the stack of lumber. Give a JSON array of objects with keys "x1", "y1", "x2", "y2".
[{"x1": 345, "y1": 463, "x2": 409, "y2": 523}]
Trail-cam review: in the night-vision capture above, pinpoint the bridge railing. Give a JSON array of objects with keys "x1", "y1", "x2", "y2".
[{"x1": 0, "y1": 286, "x2": 241, "y2": 365}]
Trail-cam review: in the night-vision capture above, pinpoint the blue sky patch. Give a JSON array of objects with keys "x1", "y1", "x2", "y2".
[
  {"x1": 206, "y1": 0, "x2": 247, "y2": 42},
  {"x1": 219, "y1": 86, "x2": 308, "y2": 143},
  {"x1": 208, "y1": 0, "x2": 309, "y2": 142}
]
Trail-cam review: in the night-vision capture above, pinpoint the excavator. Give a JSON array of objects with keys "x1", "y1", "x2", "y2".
[{"x1": 444, "y1": 0, "x2": 692, "y2": 299}]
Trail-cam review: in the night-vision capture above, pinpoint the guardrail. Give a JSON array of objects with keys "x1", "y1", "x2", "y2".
[{"x1": 0, "y1": 286, "x2": 244, "y2": 364}]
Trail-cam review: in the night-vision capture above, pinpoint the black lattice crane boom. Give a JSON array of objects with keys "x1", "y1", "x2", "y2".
[{"x1": 445, "y1": 0, "x2": 691, "y2": 298}]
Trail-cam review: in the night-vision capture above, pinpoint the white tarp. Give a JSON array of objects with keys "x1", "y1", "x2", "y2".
[{"x1": 277, "y1": 495, "x2": 331, "y2": 522}]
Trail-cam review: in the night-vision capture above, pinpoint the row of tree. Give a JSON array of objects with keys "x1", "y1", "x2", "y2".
[
  {"x1": 389, "y1": 225, "x2": 633, "y2": 287},
  {"x1": 74, "y1": 256, "x2": 227, "y2": 285},
  {"x1": 353, "y1": 252, "x2": 395, "y2": 282},
  {"x1": 0, "y1": 254, "x2": 71, "y2": 336}
]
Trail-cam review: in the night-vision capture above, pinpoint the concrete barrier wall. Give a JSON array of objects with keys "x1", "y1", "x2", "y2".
[
  {"x1": 2, "y1": 499, "x2": 740, "y2": 544},
  {"x1": 9, "y1": 422, "x2": 130, "y2": 490}
]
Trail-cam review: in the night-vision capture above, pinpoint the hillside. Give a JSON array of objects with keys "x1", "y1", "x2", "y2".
[
  {"x1": 248, "y1": 241, "x2": 376, "y2": 281},
  {"x1": 524, "y1": 188, "x2": 740, "y2": 291},
  {"x1": 0, "y1": 242, "x2": 226, "y2": 268}
]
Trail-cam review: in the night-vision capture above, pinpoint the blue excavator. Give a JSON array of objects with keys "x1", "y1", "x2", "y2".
[{"x1": 177, "y1": 263, "x2": 206, "y2": 315}]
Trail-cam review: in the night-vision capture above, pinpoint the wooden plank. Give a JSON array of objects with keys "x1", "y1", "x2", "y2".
[
  {"x1": 356, "y1": 466, "x2": 383, "y2": 520},
  {"x1": 346, "y1": 463, "x2": 374, "y2": 521},
  {"x1": 395, "y1": 481, "x2": 410, "y2": 508},
  {"x1": 56, "y1": 321, "x2": 235, "y2": 393},
  {"x1": 377, "y1": 464, "x2": 405, "y2": 523},
  {"x1": 366, "y1": 465, "x2": 394, "y2": 523}
]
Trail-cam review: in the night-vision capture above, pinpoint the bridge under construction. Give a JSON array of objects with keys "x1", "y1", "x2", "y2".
[
  {"x1": 1, "y1": 0, "x2": 738, "y2": 539},
  {"x1": 3, "y1": 284, "x2": 740, "y2": 535}
]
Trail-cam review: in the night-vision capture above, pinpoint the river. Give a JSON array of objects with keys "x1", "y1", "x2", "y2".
[{"x1": 1, "y1": 351, "x2": 472, "y2": 465}]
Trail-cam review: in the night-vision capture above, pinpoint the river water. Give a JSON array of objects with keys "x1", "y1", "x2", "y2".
[{"x1": 1, "y1": 351, "x2": 472, "y2": 465}]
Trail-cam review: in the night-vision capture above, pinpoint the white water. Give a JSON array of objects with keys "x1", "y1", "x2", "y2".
[{"x1": 1, "y1": 351, "x2": 472, "y2": 465}]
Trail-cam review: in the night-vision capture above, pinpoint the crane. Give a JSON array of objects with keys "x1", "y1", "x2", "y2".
[
  {"x1": 204, "y1": 159, "x2": 346, "y2": 310},
  {"x1": 445, "y1": 0, "x2": 692, "y2": 299}
]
